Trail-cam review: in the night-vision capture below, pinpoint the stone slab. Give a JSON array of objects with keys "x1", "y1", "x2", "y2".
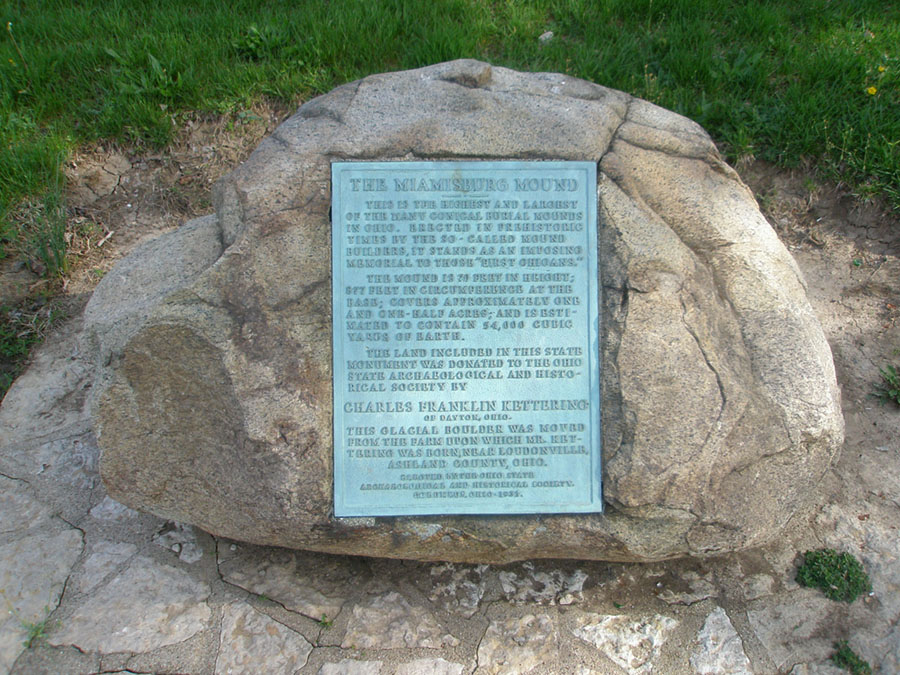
[
  {"x1": 690, "y1": 607, "x2": 752, "y2": 674},
  {"x1": 341, "y1": 591, "x2": 459, "y2": 650},
  {"x1": 477, "y1": 614, "x2": 557, "y2": 674},
  {"x1": 215, "y1": 601, "x2": 312, "y2": 675},
  {"x1": 218, "y1": 546, "x2": 364, "y2": 622},
  {"x1": 0, "y1": 528, "x2": 83, "y2": 673},
  {"x1": 49, "y1": 556, "x2": 211, "y2": 654},
  {"x1": 572, "y1": 613, "x2": 678, "y2": 674}
]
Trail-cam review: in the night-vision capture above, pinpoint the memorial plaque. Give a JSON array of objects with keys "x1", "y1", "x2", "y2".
[{"x1": 331, "y1": 161, "x2": 601, "y2": 516}]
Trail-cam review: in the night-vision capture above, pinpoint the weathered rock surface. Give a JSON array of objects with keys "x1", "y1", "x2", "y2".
[
  {"x1": 428, "y1": 563, "x2": 489, "y2": 618},
  {"x1": 658, "y1": 570, "x2": 717, "y2": 606},
  {"x1": 690, "y1": 607, "x2": 752, "y2": 674},
  {"x1": 746, "y1": 591, "x2": 837, "y2": 670},
  {"x1": 215, "y1": 601, "x2": 312, "y2": 674},
  {"x1": 341, "y1": 591, "x2": 459, "y2": 650},
  {"x1": 572, "y1": 613, "x2": 677, "y2": 673},
  {"x1": 87, "y1": 59, "x2": 842, "y2": 562},
  {"x1": 477, "y1": 614, "x2": 557, "y2": 674},
  {"x1": 75, "y1": 541, "x2": 137, "y2": 594},
  {"x1": 319, "y1": 660, "x2": 383, "y2": 675},
  {"x1": 498, "y1": 562, "x2": 587, "y2": 606},
  {"x1": 218, "y1": 545, "x2": 366, "y2": 621},
  {"x1": 395, "y1": 658, "x2": 466, "y2": 675},
  {"x1": 49, "y1": 556, "x2": 211, "y2": 653},
  {"x1": 0, "y1": 477, "x2": 83, "y2": 673}
]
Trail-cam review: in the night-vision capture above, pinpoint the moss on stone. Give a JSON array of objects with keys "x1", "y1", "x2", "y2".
[
  {"x1": 796, "y1": 549, "x2": 871, "y2": 602},
  {"x1": 831, "y1": 640, "x2": 872, "y2": 675}
]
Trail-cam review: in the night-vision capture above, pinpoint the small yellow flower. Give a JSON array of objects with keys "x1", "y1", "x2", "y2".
[
  {"x1": 8, "y1": 58, "x2": 14, "y2": 65},
  {"x1": 866, "y1": 86, "x2": 877, "y2": 95},
  {"x1": 877, "y1": 65, "x2": 886, "y2": 72}
]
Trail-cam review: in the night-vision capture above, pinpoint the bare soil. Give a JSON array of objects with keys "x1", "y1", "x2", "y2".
[
  {"x1": 0, "y1": 102, "x2": 294, "y2": 391},
  {"x1": 61, "y1": 101, "x2": 295, "y2": 297}
]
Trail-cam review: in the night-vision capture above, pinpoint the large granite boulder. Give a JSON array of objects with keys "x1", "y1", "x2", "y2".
[{"x1": 87, "y1": 60, "x2": 843, "y2": 563}]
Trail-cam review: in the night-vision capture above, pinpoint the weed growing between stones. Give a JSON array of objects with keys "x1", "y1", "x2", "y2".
[
  {"x1": 318, "y1": 614, "x2": 333, "y2": 629},
  {"x1": 796, "y1": 549, "x2": 872, "y2": 602},
  {"x1": 2, "y1": 593, "x2": 53, "y2": 649},
  {"x1": 873, "y1": 363, "x2": 900, "y2": 405},
  {"x1": 25, "y1": 188, "x2": 69, "y2": 278},
  {"x1": 0, "y1": 300, "x2": 63, "y2": 400},
  {"x1": 20, "y1": 609, "x2": 51, "y2": 648},
  {"x1": 831, "y1": 640, "x2": 872, "y2": 675}
]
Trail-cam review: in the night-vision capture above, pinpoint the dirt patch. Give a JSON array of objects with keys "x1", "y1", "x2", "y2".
[
  {"x1": 742, "y1": 160, "x2": 898, "y2": 257},
  {"x1": 0, "y1": 101, "x2": 294, "y2": 391},
  {"x1": 60, "y1": 100, "x2": 295, "y2": 298}
]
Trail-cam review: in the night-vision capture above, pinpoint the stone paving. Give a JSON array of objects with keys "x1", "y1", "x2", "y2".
[{"x1": 1, "y1": 223, "x2": 898, "y2": 673}]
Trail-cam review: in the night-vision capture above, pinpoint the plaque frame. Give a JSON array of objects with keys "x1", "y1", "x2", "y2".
[{"x1": 331, "y1": 160, "x2": 602, "y2": 517}]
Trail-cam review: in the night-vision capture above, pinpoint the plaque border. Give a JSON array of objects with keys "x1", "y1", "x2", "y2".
[{"x1": 331, "y1": 160, "x2": 602, "y2": 517}]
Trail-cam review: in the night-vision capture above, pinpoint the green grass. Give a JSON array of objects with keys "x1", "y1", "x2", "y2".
[
  {"x1": 0, "y1": 593, "x2": 53, "y2": 649},
  {"x1": 1, "y1": 0, "x2": 898, "y2": 225},
  {"x1": 20, "y1": 609, "x2": 51, "y2": 649},
  {"x1": 796, "y1": 549, "x2": 872, "y2": 602},
  {"x1": 0, "y1": 301, "x2": 62, "y2": 399},
  {"x1": 874, "y1": 363, "x2": 900, "y2": 406},
  {"x1": 832, "y1": 640, "x2": 872, "y2": 675}
]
